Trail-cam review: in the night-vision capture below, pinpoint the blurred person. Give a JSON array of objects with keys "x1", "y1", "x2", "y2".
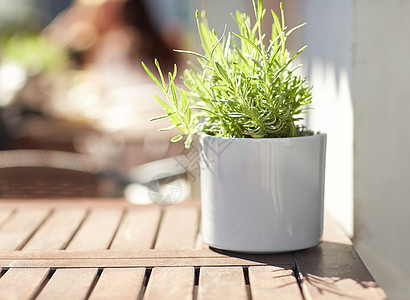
[
  {"x1": 28, "y1": 0, "x2": 185, "y2": 168},
  {"x1": 43, "y1": 0, "x2": 178, "y2": 82}
]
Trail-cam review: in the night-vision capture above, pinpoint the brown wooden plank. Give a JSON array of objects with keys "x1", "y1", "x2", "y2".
[
  {"x1": 197, "y1": 267, "x2": 248, "y2": 300},
  {"x1": 110, "y1": 207, "x2": 161, "y2": 250},
  {"x1": 0, "y1": 209, "x2": 14, "y2": 228},
  {"x1": 0, "y1": 249, "x2": 294, "y2": 268},
  {"x1": 89, "y1": 268, "x2": 145, "y2": 300},
  {"x1": 66, "y1": 208, "x2": 123, "y2": 250},
  {"x1": 0, "y1": 268, "x2": 49, "y2": 300},
  {"x1": 144, "y1": 267, "x2": 194, "y2": 300},
  {"x1": 249, "y1": 266, "x2": 302, "y2": 300},
  {"x1": 0, "y1": 257, "x2": 294, "y2": 269},
  {"x1": 0, "y1": 248, "x2": 294, "y2": 261},
  {"x1": 155, "y1": 206, "x2": 199, "y2": 249},
  {"x1": 0, "y1": 208, "x2": 50, "y2": 250},
  {"x1": 23, "y1": 208, "x2": 87, "y2": 250},
  {"x1": 294, "y1": 213, "x2": 387, "y2": 299},
  {"x1": 36, "y1": 268, "x2": 98, "y2": 300}
]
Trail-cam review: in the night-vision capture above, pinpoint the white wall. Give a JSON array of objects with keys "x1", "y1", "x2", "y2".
[
  {"x1": 301, "y1": 0, "x2": 354, "y2": 236},
  {"x1": 353, "y1": 1, "x2": 410, "y2": 299},
  {"x1": 301, "y1": 0, "x2": 410, "y2": 298}
]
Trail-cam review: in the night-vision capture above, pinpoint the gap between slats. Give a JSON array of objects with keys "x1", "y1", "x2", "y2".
[
  {"x1": 106, "y1": 209, "x2": 127, "y2": 250},
  {"x1": 292, "y1": 254, "x2": 311, "y2": 300},
  {"x1": 29, "y1": 269, "x2": 56, "y2": 300},
  {"x1": 0, "y1": 268, "x2": 7, "y2": 279},
  {"x1": 141, "y1": 268, "x2": 152, "y2": 299},
  {"x1": 15, "y1": 209, "x2": 54, "y2": 251},
  {"x1": 60, "y1": 209, "x2": 91, "y2": 250},
  {"x1": 150, "y1": 209, "x2": 164, "y2": 249},
  {"x1": 84, "y1": 268, "x2": 104, "y2": 299}
]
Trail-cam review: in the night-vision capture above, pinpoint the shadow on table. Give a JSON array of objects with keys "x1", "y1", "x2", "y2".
[
  {"x1": 293, "y1": 241, "x2": 385, "y2": 299},
  {"x1": 207, "y1": 241, "x2": 385, "y2": 299},
  {"x1": 208, "y1": 246, "x2": 295, "y2": 266}
]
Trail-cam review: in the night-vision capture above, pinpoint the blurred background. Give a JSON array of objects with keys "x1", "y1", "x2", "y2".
[{"x1": 0, "y1": 0, "x2": 409, "y2": 298}]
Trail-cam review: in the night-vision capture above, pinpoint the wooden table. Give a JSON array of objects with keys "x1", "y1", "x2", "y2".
[{"x1": 0, "y1": 199, "x2": 386, "y2": 299}]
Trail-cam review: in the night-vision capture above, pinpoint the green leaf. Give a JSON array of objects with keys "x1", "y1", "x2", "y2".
[
  {"x1": 184, "y1": 134, "x2": 193, "y2": 148},
  {"x1": 149, "y1": 114, "x2": 169, "y2": 121},
  {"x1": 234, "y1": 44, "x2": 251, "y2": 68},
  {"x1": 252, "y1": 0, "x2": 259, "y2": 21},
  {"x1": 154, "y1": 59, "x2": 166, "y2": 88},
  {"x1": 210, "y1": 25, "x2": 227, "y2": 59},
  {"x1": 252, "y1": 0, "x2": 263, "y2": 22},
  {"x1": 267, "y1": 31, "x2": 283, "y2": 53},
  {"x1": 141, "y1": 62, "x2": 165, "y2": 93},
  {"x1": 227, "y1": 113, "x2": 245, "y2": 118},
  {"x1": 160, "y1": 125, "x2": 177, "y2": 131},
  {"x1": 211, "y1": 85, "x2": 234, "y2": 92},
  {"x1": 280, "y1": 2, "x2": 285, "y2": 30},
  {"x1": 168, "y1": 74, "x2": 178, "y2": 109},
  {"x1": 271, "y1": 9, "x2": 282, "y2": 35},
  {"x1": 214, "y1": 62, "x2": 232, "y2": 85},
  {"x1": 179, "y1": 88, "x2": 188, "y2": 111},
  {"x1": 232, "y1": 32, "x2": 263, "y2": 58},
  {"x1": 171, "y1": 134, "x2": 185, "y2": 142},
  {"x1": 174, "y1": 49, "x2": 209, "y2": 61},
  {"x1": 250, "y1": 57, "x2": 263, "y2": 69},
  {"x1": 154, "y1": 95, "x2": 172, "y2": 114},
  {"x1": 286, "y1": 22, "x2": 306, "y2": 38}
]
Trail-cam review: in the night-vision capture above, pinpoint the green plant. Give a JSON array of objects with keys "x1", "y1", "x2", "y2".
[{"x1": 142, "y1": 0, "x2": 312, "y2": 148}]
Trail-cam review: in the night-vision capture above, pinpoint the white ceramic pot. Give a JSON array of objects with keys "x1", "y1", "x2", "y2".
[{"x1": 200, "y1": 133, "x2": 327, "y2": 253}]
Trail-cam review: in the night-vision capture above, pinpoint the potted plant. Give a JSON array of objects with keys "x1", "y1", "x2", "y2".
[{"x1": 142, "y1": 0, "x2": 326, "y2": 253}]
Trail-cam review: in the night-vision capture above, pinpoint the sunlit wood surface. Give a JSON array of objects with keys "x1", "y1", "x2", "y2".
[{"x1": 0, "y1": 199, "x2": 386, "y2": 299}]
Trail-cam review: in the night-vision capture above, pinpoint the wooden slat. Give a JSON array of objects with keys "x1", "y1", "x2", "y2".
[
  {"x1": 249, "y1": 266, "x2": 302, "y2": 300},
  {"x1": 36, "y1": 268, "x2": 98, "y2": 300},
  {"x1": 197, "y1": 267, "x2": 248, "y2": 300},
  {"x1": 0, "y1": 208, "x2": 50, "y2": 250},
  {"x1": 66, "y1": 208, "x2": 123, "y2": 250},
  {"x1": 23, "y1": 208, "x2": 87, "y2": 250},
  {"x1": 0, "y1": 209, "x2": 14, "y2": 228},
  {"x1": 89, "y1": 268, "x2": 145, "y2": 300},
  {"x1": 0, "y1": 249, "x2": 294, "y2": 268},
  {"x1": 144, "y1": 267, "x2": 194, "y2": 300},
  {"x1": 0, "y1": 248, "x2": 294, "y2": 260},
  {"x1": 110, "y1": 207, "x2": 161, "y2": 250},
  {"x1": 155, "y1": 206, "x2": 199, "y2": 249},
  {"x1": 0, "y1": 268, "x2": 49, "y2": 300},
  {"x1": 0, "y1": 256, "x2": 294, "y2": 269},
  {"x1": 294, "y1": 213, "x2": 387, "y2": 299}
]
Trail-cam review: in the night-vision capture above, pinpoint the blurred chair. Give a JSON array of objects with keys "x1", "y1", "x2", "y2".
[{"x1": 0, "y1": 149, "x2": 127, "y2": 198}]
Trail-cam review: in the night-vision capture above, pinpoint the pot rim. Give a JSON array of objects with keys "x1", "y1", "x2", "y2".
[{"x1": 199, "y1": 132, "x2": 326, "y2": 141}]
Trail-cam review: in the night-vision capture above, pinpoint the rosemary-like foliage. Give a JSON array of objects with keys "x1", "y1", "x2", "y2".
[{"x1": 142, "y1": 0, "x2": 312, "y2": 148}]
